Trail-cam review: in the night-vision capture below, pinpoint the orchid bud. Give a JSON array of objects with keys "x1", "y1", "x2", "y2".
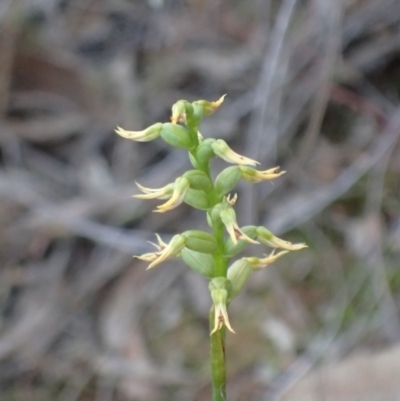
[
  {"x1": 214, "y1": 166, "x2": 241, "y2": 196},
  {"x1": 189, "y1": 152, "x2": 200, "y2": 169},
  {"x1": 183, "y1": 170, "x2": 212, "y2": 191},
  {"x1": 192, "y1": 95, "x2": 226, "y2": 117},
  {"x1": 171, "y1": 100, "x2": 193, "y2": 124},
  {"x1": 181, "y1": 248, "x2": 214, "y2": 278},
  {"x1": 227, "y1": 259, "x2": 253, "y2": 300},
  {"x1": 196, "y1": 138, "x2": 216, "y2": 165},
  {"x1": 184, "y1": 189, "x2": 210, "y2": 210},
  {"x1": 183, "y1": 230, "x2": 218, "y2": 254},
  {"x1": 208, "y1": 202, "x2": 225, "y2": 227},
  {"x1": 160, "y1": 123, "x2": 194, "y2": 149}
]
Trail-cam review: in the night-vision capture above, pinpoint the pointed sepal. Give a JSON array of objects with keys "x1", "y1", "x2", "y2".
[
  {"x1": 256, "y1": 227, "x2": 307, "y2": 251},
  {"x1": 115, "y1": 123, "x2": 162, "y2": 142},
  {"x1": 135, "y1": 234, "x2": 186, "y2": 269}
]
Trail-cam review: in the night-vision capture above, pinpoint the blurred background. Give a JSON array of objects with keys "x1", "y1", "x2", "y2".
[{"x1": 1, "y1": 0, "x2": 400, "y2": 400}]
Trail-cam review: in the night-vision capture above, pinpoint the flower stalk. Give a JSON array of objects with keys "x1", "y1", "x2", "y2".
[{"x1": 115, "y1": 95, "x2": 307, "y2": 400}]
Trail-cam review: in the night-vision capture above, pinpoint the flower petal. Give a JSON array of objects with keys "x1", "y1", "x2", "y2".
[
  {"x1": 212, "y1": 140, "x2": 260, "y2": 166},
  {"x1": 154, "y1": 177, "x2": 190, "y2": 213},
  {"x1": 245, "y1": 250, "x2": 289, "y2": 270},
  {"x1": 257, "y1": 227, "x2": 307, "y2": 250},
  {"x1": 134, "y1": 181, "x2": 174, "y2": 200},
  {"x1": 210, "y1": 288, "x2": 235, "y2": 335},
  {"x1": 240, "y1": 166, "x2": 286, "y2": 183},
  {"x1": 147, "y1": 234, "x2": 186, "y2": 269},
  {"x1": 115, "y1": 123, "x2": 162, "y2": 142}
]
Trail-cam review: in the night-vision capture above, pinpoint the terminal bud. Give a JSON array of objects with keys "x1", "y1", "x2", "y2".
[
  {"x1": 171, "y1": 100, "x2": 193, "y2": 124},
  {"x1": 192, "y1": 94, "x2": 226, "y2": 117}
]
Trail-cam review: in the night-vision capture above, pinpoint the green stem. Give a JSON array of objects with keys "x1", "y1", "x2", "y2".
[
  {"x1": 213, "y1": 252, "x2": 226, "y2": 277},
  {"x1": 212, "y1": 220, "x2": 227, "y2": 277},
  {"x1": 189, "y1": 130, "x2": 229, "y2": 400},
  {"x1": 210, "y1": 307, "x2": 226, "y2": 401}
]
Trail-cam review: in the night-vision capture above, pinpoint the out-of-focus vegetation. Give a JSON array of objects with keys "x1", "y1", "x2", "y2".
[{"x1": 1, "y1": 0, "x2": 400, "y2": 400}]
